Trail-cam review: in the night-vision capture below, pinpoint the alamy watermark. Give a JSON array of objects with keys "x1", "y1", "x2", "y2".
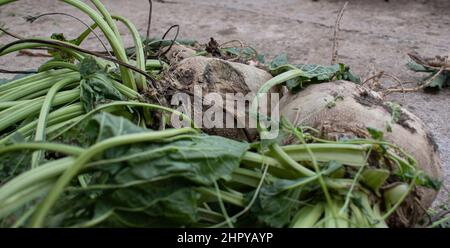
[{"x1": 170, "y1": 86, "x2": 280, "y2": 139}]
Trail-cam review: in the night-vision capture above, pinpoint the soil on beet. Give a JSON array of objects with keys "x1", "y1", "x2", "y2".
[{"x1": 0, "y1": 0, "x2": 449, "y2": 207}]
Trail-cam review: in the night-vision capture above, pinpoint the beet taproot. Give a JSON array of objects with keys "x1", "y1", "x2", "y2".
[
  {"x1": 163, "y1": 52, "x2": 276, "y2": 141},
  {"x1": 279, "y1": 81, "x2": 442, "y2": 218}
]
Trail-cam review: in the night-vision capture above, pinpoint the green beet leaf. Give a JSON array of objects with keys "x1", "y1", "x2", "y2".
[
  {"x1": 51, "y1": 112, "x2": 250, "y2": 227},
  {"x1": 78, "y1": 57, "x2": 126, "y2": 112}
]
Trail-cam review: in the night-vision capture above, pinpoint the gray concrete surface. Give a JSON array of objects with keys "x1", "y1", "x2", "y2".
[{"x1": 0, "y1": 0, "x2": 449, "y2": 207}]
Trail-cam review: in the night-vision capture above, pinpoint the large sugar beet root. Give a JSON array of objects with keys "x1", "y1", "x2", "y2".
[
  {"x1": 163, "y1": 54, "x2": 275, "y2": 141},
  {"x1": 279, "y1": 81, "x2": 442, "y2": 212}
]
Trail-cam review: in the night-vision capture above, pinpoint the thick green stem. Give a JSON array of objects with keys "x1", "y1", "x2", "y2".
[
  {"x1": 19, "y1": 86, "x2": 75, "y2": 100},
  {"x1": 89, "y1": 0, "x2": 123, "y2": 46},
  {"x1": 0, "y1": 158, "x2": 75, "y2": 204},
  {"x1": 241, "y1": 152, "x2": 283, "y2": 169},
  {"x1": 0, "y1": 180, "x2": 54, "y2": 219},
  {"x1": 111, "y1": 80, "x2": 141, "y2": 99},
  {"x1": 112, "y1": 15, "x2": 147, "y2": 91},
  {"x1": 0, "y1": 0, "x2": 16, "y2": 5},
  {"x1": 0, "y1": 41, "x2": 84, "y2": 61},
  {"x1": 382, "y1": 173, "x2": 419, "y2": 220},
  {"x1": 279, "y1": 144, "x2": 370, "y2": 167},
  {"x1": 271, "y1": 144, "x2": 315, "y2": 176},
  {"x1": 61, "y1": 0, "x2": 136, "y2": 90},
  {"x1": 252, "y1": 69, "x2": 315, "y2": 176},
  {"x1": 75, "y1": 23, "x2": 99, "y2": 45},
  {"x1": 45, "y1": 115, "x2": 85, "y2": 137},
  {"x1": 0, "y1": 69, "x2": 72, "y2": 92},
  {"x1": 38, "y1": 61, "x2": 79, "y2": 72},
  {"x1": 31, "y1": 76, "x2": 81, "y2": 168},
  {"x1": 0, "y1": 72, "x2": 78, "y2": 101},
  {"x1": 196, "y1": 187, "x2": 245, "y2": 207},
  {"x1": 0, "y1": 143, "x2": 84, "y2": 157},
  {"x1": 0, "y1": 89, "x2": 80, "y2": 132},
  {"x1": 0, "y1": 101, "x2": 31, "y2": 110},
  {"x1": 146, "y1": 60, "x2": 164, "y2": 70},
  {"x1": 50, "y1": 101, "x2": 197, "y2": 140},
  {"x1": 0, "y1": 104, "x2": 83, "y2": 144},
  {"x1": 291, "y1": 127, "x2": 336, "y2": 226}
]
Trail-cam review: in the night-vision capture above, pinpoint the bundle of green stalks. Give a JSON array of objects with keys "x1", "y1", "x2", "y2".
[{"x1": 0, "y1": 0, "x2": 441, "y2": 228}]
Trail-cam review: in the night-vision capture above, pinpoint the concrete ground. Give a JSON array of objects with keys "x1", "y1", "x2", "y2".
[{"x1": 0, "y1": 0, "x2": 449, "y2": 206}]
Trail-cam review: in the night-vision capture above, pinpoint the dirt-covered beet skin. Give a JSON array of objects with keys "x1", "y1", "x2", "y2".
[
  {"x1": 279, "y1": 81, "x2": 442, "y2": 223},
  {"x1": 163, "y1": 52, "x2": 275, "y2": 141}
]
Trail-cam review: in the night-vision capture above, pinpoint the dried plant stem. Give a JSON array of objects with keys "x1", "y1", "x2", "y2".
[
  {"x1": 383, "y1": 66, "x2": 445, "y2": 95},
  {"x1": 331, "y1": 1, "x2": 348, "y2": 65}
]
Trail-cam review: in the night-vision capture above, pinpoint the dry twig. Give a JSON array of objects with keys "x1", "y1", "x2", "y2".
[
  {"x1": 25, "y1": 12, "x2": 113, "y2": 58},
  {"x1": 380, "y1": 51, "x2": 450, "y2": 95},
  {"x1": 331, "y1": 1, "x2": 348, "y2": 65},
  {"x1": 361, "y1": 71, "x2": 384, "y2": 88}
]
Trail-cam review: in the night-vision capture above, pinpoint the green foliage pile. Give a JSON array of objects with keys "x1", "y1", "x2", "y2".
[{"x1": 0, "y1": 0, "x2": 440, "y2": 228}]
